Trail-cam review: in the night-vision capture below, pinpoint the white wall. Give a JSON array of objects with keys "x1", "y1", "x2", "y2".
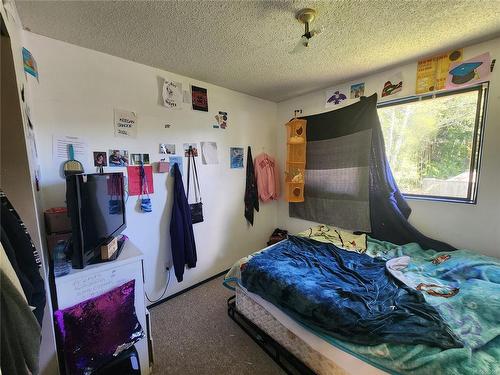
[
  {"x1": 24, "y1": 32, "x2": 279, "y2": 303},
  {"x1": 276, "y1": 37, "x2": 500, "y2": 258}
]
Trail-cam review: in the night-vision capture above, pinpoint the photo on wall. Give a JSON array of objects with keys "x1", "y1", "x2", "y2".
[
  {"x1": 108, "y1": 149, "x2": 129, "y2": 167},
  {"x1": 93, "y1": 151, "x2": 107, "y2": 167},
  {"x1": 169, "y1": 155, "x2": 183, "y2": 176},
  {"x1": 183, "y1": 143, "x2": 199, "y2": 157},
  {"x1": 159, "y1": 143, "x2": 176, "y2": 154},
  {"x1": 230, "y1": 147, "x2": 244, "y2": 169},
  {"x1": 350, "y1": 83, "x2": 365, "y2": 98},
  {"x1": 130, "y1": 153, "x2": 150, "y2": 165}
]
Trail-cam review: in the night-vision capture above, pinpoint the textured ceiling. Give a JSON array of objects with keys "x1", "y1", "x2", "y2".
[{"x1": 15, "y1": 0, "x2": 500, "y2": 102}]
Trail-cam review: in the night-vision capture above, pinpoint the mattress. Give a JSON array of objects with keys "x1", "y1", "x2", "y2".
[{"x1": 235, "y1": 286, "x2": 388, "y2": 375}]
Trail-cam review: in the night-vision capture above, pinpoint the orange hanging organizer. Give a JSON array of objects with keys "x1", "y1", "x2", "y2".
[{"x1": 285, "y1": 117, "x2": 307, "y2": 202}]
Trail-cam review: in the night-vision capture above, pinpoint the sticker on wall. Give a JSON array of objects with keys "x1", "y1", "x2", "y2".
[
  {"x1": 215, "y1": 111, "x2": 228, "y2": 129},
  {"x1": 416, "y1": 49, "x2": 463, "y2": 94},
  {"x1": 445, "y1": 52, "x2": 491, "y2": 90},
  {"x1": 230, "y1": 147, "x2": 244, "y2": 169},
  {"x1": 191, "y1": 86, "x2": 208, "y2": 112},
  {"x1": 114, "y1": 109, "x2": 138, "y2": 138},
  {"x1": 169, "y1": 155, "x2": 183, "y2": 176},
  {"x1": 162, "y1": 80, "x2": 183, "y2": 109},
  {"x1": 159, "y1": 143, "x2": 176, "y2": 154},
  {"x1": 53, "y1": 135, "x2": 88, "y2": 162},
  {"x1": 93, "y1": 151, "x2": 107, "y2": 167},
  {"x1": 381, "y1": 73, "x2": 403, "y2": 98},
  {"x1": 183, "y1": 143, "x2": 199, "y2": 157},
  {"x1": 108, "y1": 149, "x2": 129, "y2": 167},
  {"x1": 325, "y1": 89, "x2": 347, "y2": 108},
  {"x1": 350, "y1": 83, "x2": 365, "y2": 99},
  {"x1": 130, "y1": 153, "x2": 150, "y2": 165},
  {"x1": 22, "y1": 47, "x2": 38, "y2": 79},
  {"x1": 201, "y1": 142, "x2": 218, "y2": 165}
]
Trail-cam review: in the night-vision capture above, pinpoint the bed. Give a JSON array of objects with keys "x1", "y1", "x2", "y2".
[{"x1": 224, "y1": 225, "x2": 500, "y2": 375}]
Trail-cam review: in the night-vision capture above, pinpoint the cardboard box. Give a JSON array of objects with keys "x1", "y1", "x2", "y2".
[{"x1": 44, "y1": 207, "x2": 72, "y2": 234}]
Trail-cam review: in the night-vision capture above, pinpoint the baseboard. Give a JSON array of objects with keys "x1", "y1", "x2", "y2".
[{"x1": 147, "y1": 268, "x2": 229, "y2": 309}]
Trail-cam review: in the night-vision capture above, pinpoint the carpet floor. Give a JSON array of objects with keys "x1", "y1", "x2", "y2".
[{"x1": 149, "y1": 275, "x2": 285, "y2": 375}]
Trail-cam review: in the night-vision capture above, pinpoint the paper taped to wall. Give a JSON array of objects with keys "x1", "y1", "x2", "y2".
[
  {"x1": 162, "y1": 80, "x2": 182, "y2": 109},
  {"x1": 53, "y1": 135, "x2": 88, "y2": 162},
  {"x1": 114, "y1": 109, "x2": 137, "y2": 138}
]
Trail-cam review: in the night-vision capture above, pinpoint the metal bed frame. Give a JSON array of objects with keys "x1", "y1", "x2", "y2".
[{"x1": 227, "y1": 296, "x2": 316, "y2": 375}]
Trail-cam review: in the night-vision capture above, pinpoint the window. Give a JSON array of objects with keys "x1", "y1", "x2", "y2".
[{"x1": 377, "y1": 84, "x2": 488, "y2": 203}]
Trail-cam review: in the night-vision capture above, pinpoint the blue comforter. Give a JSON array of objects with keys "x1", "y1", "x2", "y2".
[{"x1": 241, "y1": 236, "x2": 462, "y2": 349}]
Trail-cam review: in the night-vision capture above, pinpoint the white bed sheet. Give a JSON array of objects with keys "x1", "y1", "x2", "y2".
[{"x1": 236, "y1": 286, "x2": 388, "y2": 375}]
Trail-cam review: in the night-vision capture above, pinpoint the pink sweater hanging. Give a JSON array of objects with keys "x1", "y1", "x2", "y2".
[{"x1": 254, "y1": 153, "x2": 280, "y2": 202}]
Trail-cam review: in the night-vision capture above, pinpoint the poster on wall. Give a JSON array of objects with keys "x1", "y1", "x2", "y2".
[
  {"x1": 191, "y1": 86, "x2": 208, "y2": 112},
  {"x1": 53, "y1": 135, "x2": 88, "y2": 162},
  {"x1": 445, "y1": 52, "x2": 491, "y2": 90},
  {"x1": 108, "y1": 149, "x2": 129, "y2": 167},
  {"x1": 169, "y1": 155, "x2": 183, "y2": 175},
  {"x1": 130, "y1": 153, "x2": 150, "y2": 165},
  {"x1": 230, "y1": 147, "x2": 244, "y2": 169},
  {"x1": 114, "y1": 109, "x2": 137, "y2": 138},
  {"x1": 162, "y1": 80, "x2": 183, "y2": 109},
  {"x1": 22, "y1": 47, "x2": 38, "y2": 79},
  {"x1": 325, "y1": 88, "x2": 347, "y2": 108},
  {"x1": 350, "y1": 83, "x2": 365, "y2": 99},
  {"x1": 201, "y1": 142, "x2": 218, "y2": 165},
  {"x1": 93, "y1": 151, "x2": 107, "y2": 167},
  {"x1": 183, "y1": 143, "x2": 199, "y2": 157},
  {"x1": 159, "y1": 143, "x2": 176, "y2": 154},
  {"x1": 416, "y1": 49, "x2": 463, "y2": 94},
  {"x1": 381, "y1": 72, "x2": 403, "y2": 98}
]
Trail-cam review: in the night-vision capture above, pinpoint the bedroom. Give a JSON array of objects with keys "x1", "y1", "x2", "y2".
[{"x1": 0, "y1": 1, "x2": 499, "y2": 374}]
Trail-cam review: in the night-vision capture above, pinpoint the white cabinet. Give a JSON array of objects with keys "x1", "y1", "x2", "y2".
[{"x1": 54, "y1": 241, "x2": 151, "y2": 374}]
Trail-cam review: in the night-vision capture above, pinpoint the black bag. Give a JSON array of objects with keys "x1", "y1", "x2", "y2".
[{"x1": 187, "y1": 146, "x2": 203, "y2": 224}]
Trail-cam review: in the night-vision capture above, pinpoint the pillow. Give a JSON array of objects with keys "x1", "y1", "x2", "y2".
[
  {"x1": 54, "y1": 280, "x2": 144, "y2": 375},
  {"x1": 297, "y1": 224, "x2": 367, "y2": 253},
  {"x1": 335, "y1": 228, "x2": 367, "y2": 253}
]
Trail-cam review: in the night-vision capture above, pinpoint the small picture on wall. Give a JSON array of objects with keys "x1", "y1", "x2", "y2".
[
  {"x1": 93, "y1": 151, "x2": 107, "y2": 167},
  {"x1": 191, "y1": 85, "x2": 208, "y2": 112},
  {"x1": 108, "y1": 149, "x2": 129, "y2": 167},
  {"x1": 215, "y1": 111, "x2": 228, "y2": 129},
  {"x1": 350, "y1": 83, "x2": 365, "y2": 99},
  {"x1": 130, "y1": 153, "x2": 150, "y2": 165},
  {"x1": 169, "y1": 155, "x2": 183, "y2": 176},
  {"x1": 230, "y1": 147, "x2": 244, "y2": 169},
  {"x1": 159, "y1": 143, "x2": 176, "y2": 154},
  {"x1": 183, "y1": 143, "x2": 199, "y2": 157}
]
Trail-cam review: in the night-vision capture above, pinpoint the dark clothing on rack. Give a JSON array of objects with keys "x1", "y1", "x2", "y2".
[
  {"x1": 170, "y1": 163, "x2": 197, "y2": 282},
  {"x1": 244, "y1": 146, "x2": 259, "y2": 225},
  {"x1": 1, "y1": 193, "x2": 46, "y2": 325},
  {"x1": 1, "y1": 269, "x2": 41, "y2": 375}
]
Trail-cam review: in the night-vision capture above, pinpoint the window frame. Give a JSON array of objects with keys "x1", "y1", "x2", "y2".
[{"x1": 377, "y1": 83, "x2": 489, "y2": 204}]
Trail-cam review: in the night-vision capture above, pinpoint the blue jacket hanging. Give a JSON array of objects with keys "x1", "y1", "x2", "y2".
[{"x1": 169, "y1": 163, "x2": 197, "y2": 282}]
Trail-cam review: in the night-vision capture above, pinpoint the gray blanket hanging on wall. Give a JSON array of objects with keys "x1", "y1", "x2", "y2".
[
  {"x1": 289, "y1": 97, "x2": 374, "y2": 232},
  {"x1": 290, "y1": 94, "x2": 456, "y2": 252}
]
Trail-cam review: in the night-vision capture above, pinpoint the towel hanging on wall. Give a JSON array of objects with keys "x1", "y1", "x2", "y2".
[{"x1": 244, "y1": 146, "x2": 259, "y2": 225}]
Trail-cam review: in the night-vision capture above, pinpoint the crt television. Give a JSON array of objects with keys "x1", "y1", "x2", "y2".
[{"x1": 66, "y1": 173, "x2": 126, "y2": 268}]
